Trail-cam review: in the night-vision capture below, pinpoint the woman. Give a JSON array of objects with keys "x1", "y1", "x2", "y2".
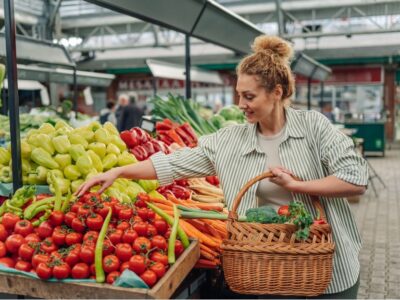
[{"x1": 77, "y1": 35, "x2": 368, "y2": 298}]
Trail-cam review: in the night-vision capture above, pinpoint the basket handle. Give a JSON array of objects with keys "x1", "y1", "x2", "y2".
[{"x1": 228, "y1": 172, "x2": 326, "y2": 221}]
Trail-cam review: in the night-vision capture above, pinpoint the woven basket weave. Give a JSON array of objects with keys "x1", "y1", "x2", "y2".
[{"x1": 221, "y1": 172, "x2": 335, "y2": 296}]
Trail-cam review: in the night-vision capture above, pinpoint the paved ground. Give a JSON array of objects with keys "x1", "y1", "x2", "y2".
[{"x1": 350, "y1": 149, "x2": 400, "y2": 299}]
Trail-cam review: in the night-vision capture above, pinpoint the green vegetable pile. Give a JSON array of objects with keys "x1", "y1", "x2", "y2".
[{"x1": 245, "y1": 201, "x2": 313, "y2": 240}]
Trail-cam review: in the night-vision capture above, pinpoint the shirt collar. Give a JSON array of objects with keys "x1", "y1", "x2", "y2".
[{"x1": 241, "y1": 106, "x2": 305, "y2": 156}]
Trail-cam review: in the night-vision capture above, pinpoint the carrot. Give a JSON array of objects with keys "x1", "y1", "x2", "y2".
[
  {"x1": 179, "y1": 220, "x2": 220, "y2": 248},
  {"x1": 200, "y1": 249, "x2": 216, "y2": 261},
  {"x1": 153, "y1": 203, "x2": 174, "y2": 211},
  {"x1": 203, "y1": 222, "x2": 222, "y2": 239},
  {"x1": 200, "y1": 244, "x2": 219, "y2": 257},
  {"x1": 194, "y1": 259, "x2": 219, "y2": 269},
  {"x1": 186, "y1": 219, "x2": 208, "y2": 233},
  {"x1": 148, "y1": 197, "x2": 174, "y2": 206},
  {"x1": 191, "y1": 205, "x2": 223, "y2": 212}
]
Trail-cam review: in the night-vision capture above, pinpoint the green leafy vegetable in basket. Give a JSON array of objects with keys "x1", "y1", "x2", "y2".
[{"x1": 245, "y1": 206, "x2": 286, "y2": 224}]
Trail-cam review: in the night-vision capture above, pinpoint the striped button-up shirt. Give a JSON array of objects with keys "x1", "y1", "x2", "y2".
[{"x1": 151, "y1": 107, "x2": 369, "y2": 294}]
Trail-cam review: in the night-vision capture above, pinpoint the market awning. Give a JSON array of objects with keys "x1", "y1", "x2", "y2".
[
  {"x1": 0, "y1": 33, "x2": 74, "y2": 67},
  {"x1": 3, "y1": 79, "x2": 44, "y2": 90},
  {"x1": 16, "y1": 64, "x2": 115, "y2": 87},
  {"x1": 84, "y1": 0, "x2": 263, "y2": 54},
  {"x1": 146, "y1": 59, "x2": 223, "y2": 85}
]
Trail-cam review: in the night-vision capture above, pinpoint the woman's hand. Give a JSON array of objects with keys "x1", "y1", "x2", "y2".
[
  {"x1": 75, "y1": 168, "x2": 121, "y2": 197},
  {"x1": 269, "y1": 166, "x2": 299, "y2": 192}
]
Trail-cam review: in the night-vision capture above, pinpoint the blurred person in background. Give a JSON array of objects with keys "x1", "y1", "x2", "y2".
[
  {"x1": 99, "y1": 101, "x2": 117, "y2": 125},
  {"x1": 117, "y1": 95, "x2": 144, "y2": 131},
  {"x1": 115, "y1": 93, "x2": 129, "y2": 123}
]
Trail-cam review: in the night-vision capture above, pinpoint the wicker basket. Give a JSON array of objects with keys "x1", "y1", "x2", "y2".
[{"x1": 221, "y1": 172, "x2": 335, "y2": 296}]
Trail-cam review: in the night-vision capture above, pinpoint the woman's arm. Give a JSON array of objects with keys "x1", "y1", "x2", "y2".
[
  {"x1": 270, "y1": 168, "x2": 366, "y2": 198},
  {"x1": 76, "y1": 160, "x2": 157, "y2": 196}
]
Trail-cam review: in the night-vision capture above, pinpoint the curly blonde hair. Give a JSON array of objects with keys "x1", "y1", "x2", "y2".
[{"x1": 237, "y1": 35, "x2": 295, "y2": 103}]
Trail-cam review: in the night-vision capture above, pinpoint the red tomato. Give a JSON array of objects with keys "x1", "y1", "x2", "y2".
[
  {"x1": 0, "y1": 241, "x2": 6, "y2": 257},
  {"x1": 53, "y1": 262, "x2": 71, "y2": 280},
  {"x1": 5, "y1": 234, "x2": 25, "y2": 253},
  {"x1": 174, "y1": 240, "x2": 184, "y2": 257},
  {"x1": 116, "y1": 221, "x2": 130, "y2": 231},
  {"x1": 112, "y1": 203, "x2": 126, "y2": 218},
  {"x1": 64, "y1": 251, "x2": 80, "y2": 267},
  {"x1": 0, "y1": 257, "x2": 15, "y2": 268},
  {"x1": 89, "y1": 263, "x2": 96, "y2": 275},
  {"x1": 65, "y1": 232, "x2": 83, "y2": 246},
  {"x1": 86, "y1": 213, "x2": 104, "y2": 231},
  {"x1": 32, "y1": 254, "x2": 50, "y2": 268},
  {"x1": 14, "y1": 220, "x2": 33, "y2": 237},
  {"x1": 49, "y1": 211, "x2": 64, "y2": 227},
  {"x1": 153, "y1": 220, "x2": 168, "y2": 236},
  {"x1": 150, "y1": 251, "x2": 168, "y2": 266},
  {"x1": 277, "y1": 205, "x2": 290, "y2": 217},
  {"x1": 120, "y1": 261, "x2": 130, "y2": 273},
  {"x1": 122, "y1": 229, "x2": 138, "y2": 244},
  {"x1": 133, "y1": 222, "x2": 148, "y2": 237},
  {"x1": 151, "y1": 235, "x2": 167, "y2": 251},
  {"x1": 95, "y1": 203, "x2": 112, "y2": 219},
  {"x1": 134, "y1": 199, "x2": 147, "y2": 208},
  {"x1": 106, "y1": 271, "x2": 120, "y2": 284},
  {"x1": 115, "y1": 243, "x2": 133, "y2": 262},
  {"x1": 118, "y1": 208, "x2": 133, "y2": 220},
  {"x1": 136, "y1": 208, "x2": 148, "y2": 221},
  {"x1": 36, "y1": 193, "x2": 52, "y2": 201},
  {"x1": 25, "y1": 233, "x2": 40, "y2": 243},
  {"x1": 79, "y1": 246, "x2": 95, "y2": 264},
  {"x1": 103, "y1": 239, "x2": 114, "y2": 256},
  {"x1": 50, "y1": 250, "x2": 62, "y2": 260},
  {"x1": 108, "y1": 229, "x2": 123, "y2": 245},
  {"x1": 64, "y1": 212, "x2": 76, "y2": 227},
  {"x1": 140, "y1": 270, "x2": 157, "y2": 287},
  {"x1": 15, "y1": 260, "x2": 31, "y2": 272},
  {"x1": 2, "y1": 213, "x2": 20, "y2": 230},
  {"x1": 147, "y1": 224, "x2": 157, "y2": 237},
  {"x1": 71, "y1": 262, "x2": 89, "y2": 279},
  {"x1": 103, "y1": 255, "x2": 120, "y2": 273},
  {"x1": 83, "y1": 231, "x2": 99, "y2": 243},
  {"x1": 52, "y1": 229, "x2": 66, "y2": 246},
  {"x1": 133, "y1": 216, "x2": 143, "y2": 223},
  {"x1": 147, "y1": 210, "x2": 155, "y2": 220},
  {"x1": 36, "y1": 262, "x2": 52, "y2": 280},
  {"x1": 133, "y1": 237, "x2": 151, "y2": 253},
  {"x1": 129, "y1": 255, "x2": 146, "y2": 275},
  {"x1": 150, "y1": 262, "x2": 166, "y2": 279},
  {"x1": 70, "y1": 202, "x2": 82, "y2": 214},
  {"x1": 40, "y1": 237, "x2": 58, "y2": 254},
  {"x1": 77, "y1": 205, "x2": 91, "y2": 217},
  {"x1": 0, "y1": 224, "x2": 8, "y2": 242},
  {"x1": 37, "y1": 221, "x2": 53, "y2": 239},
  {"x1": 71, "y1": 218, "x2": 86, "y2": 233},
  {"x1": 18, "y1": 243, "x2": 35, "y2": 261}
]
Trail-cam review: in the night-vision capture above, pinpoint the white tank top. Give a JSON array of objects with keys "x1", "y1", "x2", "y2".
[{"x1": 256, "y1": 125, "x2": 293, "y2": 209}]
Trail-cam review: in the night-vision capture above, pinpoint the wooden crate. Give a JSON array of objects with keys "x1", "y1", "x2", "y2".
[{"x1": 0, "y1": 240, "x2": 199, "y2": 299}]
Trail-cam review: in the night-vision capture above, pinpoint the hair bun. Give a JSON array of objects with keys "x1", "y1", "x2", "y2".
[{"x1": 252, "y1": 35, "x2": 293, "y2": 60}]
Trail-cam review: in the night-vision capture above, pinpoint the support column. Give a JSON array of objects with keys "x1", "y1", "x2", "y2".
[{"x1": 384, "y1": 65, "x2": 396, "y2": 142}]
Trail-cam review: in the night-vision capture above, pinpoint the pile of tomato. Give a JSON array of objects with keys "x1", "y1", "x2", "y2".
[{"x1": 0, "y1": 193, "x2": 183, "y2": 287}]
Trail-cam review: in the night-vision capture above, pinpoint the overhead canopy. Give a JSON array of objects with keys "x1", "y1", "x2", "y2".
[
  {"x1": 3, "y1": 79, "x2": 44, "y2": 90},
  {"x1": 84, "y1": 0, "x2": 263, "y2": 54},
  {"x1": 146, "y1": 59, "x2": 223, "y2": 85},
  {"x1": 16, "y1": 64, "x2": 115, "y2": 87},
  {"x1": 0, "y1": 33, "x2": 74, "y2": 67},
  {"x1": 291, "y1": 52, "x2": 332, "y2": 81}
]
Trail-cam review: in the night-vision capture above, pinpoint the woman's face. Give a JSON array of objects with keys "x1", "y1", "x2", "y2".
[{"x1": 236, "y1": 74, "x2": 282, "y2": 124}]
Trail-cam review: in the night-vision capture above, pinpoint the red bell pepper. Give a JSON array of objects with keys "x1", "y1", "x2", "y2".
[
  {"x1": 158, "y1": 133, "x2": 174, "y2": 146},
  {"x1": 156, "y1": 121, "x2": 173, "y2": 131},
  {"x1": 180, "y1": 123, "x2": 198, "y2": 143},
  {"x1": 130, "y1": 146, "x2": 148, "y2": 161},
  {"x1": 120, "y1": 130, "x2": 139, "y2": 148},
  {"x1": 142, "y1": 142, "x2": 155, "y2": 158},
  {"x1": 129, "y1": 128, "x2": 150, "y2": 145},
  {"x1": 167, "y1": 129, "x2": 185, "y2": 147},
  {"x1": 175, "y1": 127, "x2": 195, "y2": 147}
]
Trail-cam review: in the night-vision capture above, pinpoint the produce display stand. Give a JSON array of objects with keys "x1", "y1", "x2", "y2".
[{"x1": 0, "y1": 240, "x2": 200, "y2": 299}]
